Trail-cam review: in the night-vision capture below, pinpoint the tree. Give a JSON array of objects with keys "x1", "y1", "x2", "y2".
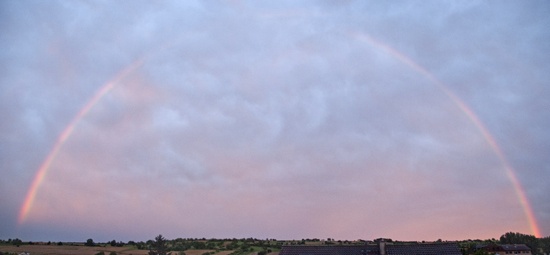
[
  {"x1": 12, "y1": 238, "x2": 22, "y2": 247},
  {"x1": 473, "y1": 249, "x2": 491, "y2": 255},
  {"x1": 499, "y1": 232, "x2": 539, "y2": 255},
  {"x1": 540, "y1": 236, "x2": 550, "y2": 255},
  {"x1": 86, "y1": 238, "x2": 96, "y2": 247},
  {"x1": 149, "y1": 234, "x2": 170, "y2": 255},
  {"x1": 500, "y1": 232, "x2": 536, "y2": 244}
]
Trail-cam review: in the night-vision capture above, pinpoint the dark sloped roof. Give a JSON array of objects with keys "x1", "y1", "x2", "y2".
[
  {"x1": 476, "y1": 244, "x2": 531, "y2": 252},
  {"x1": 279, "y1": 243, "x2": 461, "y2": 255},
  {"x1": 279, "y1": 245, "x2": 380, "y2": 255},
  {"x1": 500, "y1": 244, "x2": 531, "y2": 251},
  {"x1": 386, "y1": 243, "x2": 462, "y2": 255}
]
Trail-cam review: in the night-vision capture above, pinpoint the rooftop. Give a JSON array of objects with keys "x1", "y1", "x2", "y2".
[{"x1": 280, "y1": 242, "x2": 462, "y2": 255}]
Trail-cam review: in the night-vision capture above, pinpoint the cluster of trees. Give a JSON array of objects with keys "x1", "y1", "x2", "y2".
[
  {"x1": 458, "y1": 232, "x2": 550, "y2": 255},
  {"x1": 85, "y1": 239, "x2": 125, "y2": 247},
  {"x1": 84, "y1": 235, "x2": 170, "y2": 255},
  {"x1": 3, "y1": 231, "x2": 550, "y2": 255},
  {"x1": 128, "y1": 236, "x2": 281, "y2": 254},
  {"x1": 499, "y1": 232, "x2": 550, "y2": 255},
  {"x1": 1, "y1": 239, "x2": 22, "y2": 247},
  {"x1": 0, "y1": 239, "x2": 64, "y2": 247}
]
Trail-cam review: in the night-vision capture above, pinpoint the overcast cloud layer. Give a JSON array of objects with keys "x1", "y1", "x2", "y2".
[{"x1": 1, "y1": 1, "x2": 549, "y2": 242}]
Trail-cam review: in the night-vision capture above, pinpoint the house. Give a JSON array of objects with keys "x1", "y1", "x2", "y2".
[
  {"x1": 278, "y1": 245, "x2": 380, "y2": 255},
  {"x1": 279, "y1": 241, "x2": 462, "y2": 255},
  {"x1": 385, "y1": 242, "x2": 462, "y2": 255},
  {"x1": 476, "y1": 244, "x2": 532, "y2": 255}
]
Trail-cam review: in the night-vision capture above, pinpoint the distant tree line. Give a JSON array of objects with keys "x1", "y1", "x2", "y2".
[
  {"x1": 124, "y1": 236, "x2": 282, "y2": 254},
  {"x1": 2, "y1": 231, "x2": 549, "y2": 255}
]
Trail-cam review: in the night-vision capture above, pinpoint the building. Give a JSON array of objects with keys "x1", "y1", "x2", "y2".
[
  {"x1": 280, "y1": 241, "x2": 462, "y2": 255},
  {"x1": 476, "y1": 244, "x2": 532, "y2": 255}
]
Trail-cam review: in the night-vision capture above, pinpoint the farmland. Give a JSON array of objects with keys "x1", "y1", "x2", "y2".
[{"x1": 0, "y1": 237, "x2": 283, "y2": 255}]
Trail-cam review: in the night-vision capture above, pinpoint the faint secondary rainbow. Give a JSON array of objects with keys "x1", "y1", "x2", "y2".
[
  {"x1": 18, "y1": 58, "x2": 144, "y2": 224},
  {"x1": 351, "y1": 32, "x2": 541, "y2": 237}
]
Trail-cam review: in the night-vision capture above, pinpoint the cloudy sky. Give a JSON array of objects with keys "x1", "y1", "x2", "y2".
[{"x1": 1, "y1": 1, "x2": 549, "y2": 242}]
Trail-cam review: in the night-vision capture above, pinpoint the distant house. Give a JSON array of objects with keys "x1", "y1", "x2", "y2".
[
  {"x1": 476, "y1": 244, "x2": 532, "y2": 255},
  {"x1": 280, "y1": 241, "x2": 462, "y2": 255},
  {"x1": 385, "y1": 243, "x2": 462, "y2": 255},
  {"x1": 279, "y1": 245, "x2": 379, "y2": 255}
]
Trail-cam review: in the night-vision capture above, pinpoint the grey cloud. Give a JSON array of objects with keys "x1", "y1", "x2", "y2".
[{"x1": 1, "y1": 0, "x2": 549, "y2": 241}]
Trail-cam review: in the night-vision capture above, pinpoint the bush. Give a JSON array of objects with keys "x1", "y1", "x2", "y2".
[
  {"x1": 86, "y1": 239, "x2": 95, "y2": 247},
  {"x1": 12, "y1": 238, "x2": 22, "y2": 247}
]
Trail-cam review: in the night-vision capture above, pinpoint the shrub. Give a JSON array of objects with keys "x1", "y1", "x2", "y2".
[{"x1": 86, "y1": 239, "x2": 95, "y2": 247}]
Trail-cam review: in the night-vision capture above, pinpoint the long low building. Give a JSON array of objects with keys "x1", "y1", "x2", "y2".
[
  {"x1": 279, "y1": 242, "x2": 462, "y2": 255},
  {"x1": 476, "y1": 243, "x2": 532, "y2": 255}
]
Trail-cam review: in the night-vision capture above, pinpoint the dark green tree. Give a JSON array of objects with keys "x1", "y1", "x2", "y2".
[
  {"x1": 86, "y1": 238, "x2": 95, "y2": 246},
  {"x1": 137, "y1": 241, "x2": 146, "y2": 250},
  {"x1": 12, "y1": 238, "x2": 22, "y2": 247},
  {"x1": 540, "y1": 236, "x2": 550, "y2": 255},
  {"x1": 149, "y1": 234, "x2": 170, "y2": 255},
  {"x1": 499, "y1": 232, "x2": 539, "y2": 254},
  {"x1": 473, "y1": 249, "x2": 491, "y2": 255}
]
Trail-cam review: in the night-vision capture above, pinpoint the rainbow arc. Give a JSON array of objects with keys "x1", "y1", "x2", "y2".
[{"x1": 18, "y1": 33, "x2": 541, "y2": 237}]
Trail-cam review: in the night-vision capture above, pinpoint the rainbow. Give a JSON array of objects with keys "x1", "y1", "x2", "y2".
[
  {"x1": 18, "y1": 58, "x2": 144, "y2": 224},
  {"x1": 351, "y1": 32, "x2": 541, "y2": 237},
  {"x1": 18, "y1": 33, "x2": 541, "y2": 237}
]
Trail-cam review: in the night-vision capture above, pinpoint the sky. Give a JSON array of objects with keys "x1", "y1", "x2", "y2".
[{"x1": 1, "y1": 0, "x2": 549, "y2": 243}]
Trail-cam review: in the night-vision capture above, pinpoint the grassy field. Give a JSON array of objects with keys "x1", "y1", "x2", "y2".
[
  {"x1": 0, "y1": 244, "x2": 152, "y2": 255},
  {"x1": 0, "y1": 244, "x2": 239, "y2": 255}
]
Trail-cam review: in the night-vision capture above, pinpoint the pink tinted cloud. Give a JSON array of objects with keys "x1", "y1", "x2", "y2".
[{"x1": 8, "y1": 1, "x2": 549, "y2": 241}]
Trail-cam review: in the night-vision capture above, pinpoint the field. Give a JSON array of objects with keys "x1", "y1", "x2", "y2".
[
  {"x1": 0, "y1": 244, "x2": 146, "y2": 255},
  {"x1": 0, "y1": 244, "x2": 238, "y2": 255}
]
